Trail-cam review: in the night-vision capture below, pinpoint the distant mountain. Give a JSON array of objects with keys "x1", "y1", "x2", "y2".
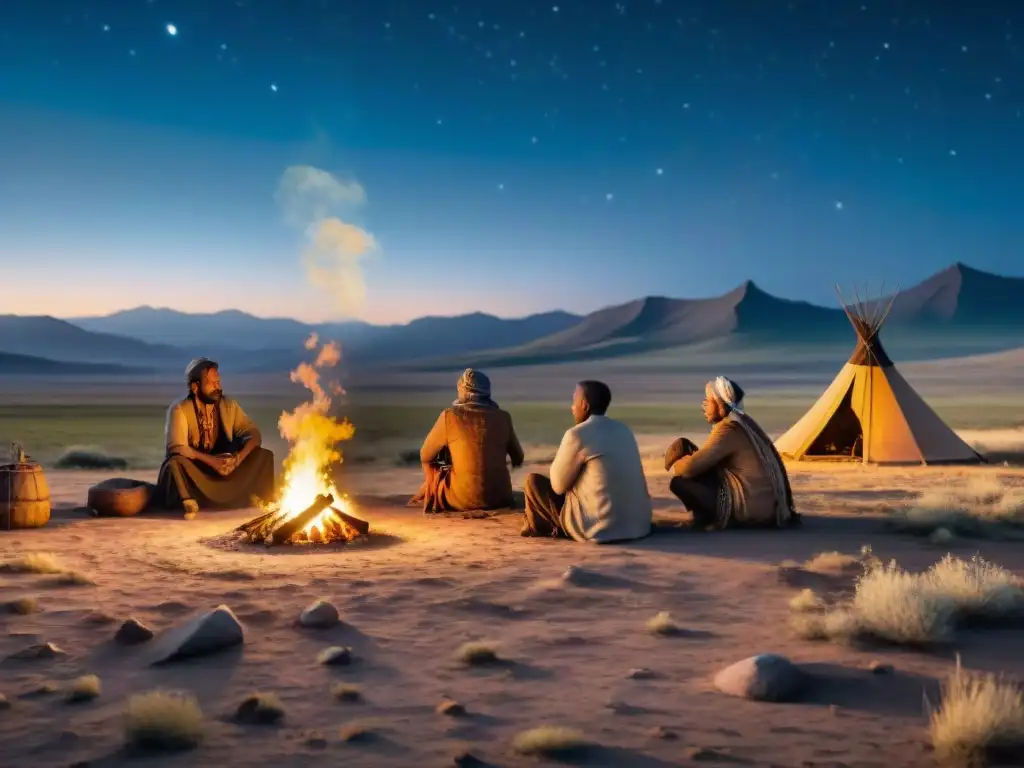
[
  {"x1": 884, "y1": 262, "x2": 1024, "y2": 327},
  {"x1": 0, "y1": 351, "x2": 150, "y2": 375},
  {"x1": 11, "y1": 262, "x2": 1023, "y2": 374},
  {"x1": 0, "y1": 315, "x2": 186, "y2": 368},
  {"x1": 72, "y1": 306, "x2": 340, "y2": 351},
  {"x1": 70, "y1": 306, "x2": 583, "y2": 370},
  {"x1": 432, "y1": 281, "x2": 851, "y2": 368}
]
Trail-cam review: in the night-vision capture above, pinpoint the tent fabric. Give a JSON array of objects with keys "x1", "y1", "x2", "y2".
[{"x1": 775, "y1": 314, "x2": 982, "y2": 465}]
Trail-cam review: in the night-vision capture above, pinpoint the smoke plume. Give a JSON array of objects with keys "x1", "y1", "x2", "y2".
[{"x1": 275, "y1": 165, "x2": 378, "y2": 316}]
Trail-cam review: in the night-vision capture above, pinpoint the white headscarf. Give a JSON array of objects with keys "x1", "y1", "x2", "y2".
[
  {"x1": 185, "y1": 357, "x2": 215, "y2": 383},
  {"x1": 706, "y1": 375, "x2": 744, "y2": 414}
]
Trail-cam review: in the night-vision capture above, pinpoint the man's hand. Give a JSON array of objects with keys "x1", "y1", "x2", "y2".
[
  {"x1": 664, "y1": 437, "x2": 698, "y2": 471},
  {"x1": 213, "y1": 453, "x2": 238, "y2": 476}
]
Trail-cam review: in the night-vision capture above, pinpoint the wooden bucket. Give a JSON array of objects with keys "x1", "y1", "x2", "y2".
[{"x1": 0, "y1": 460, "x2": 51, "y2": 530}]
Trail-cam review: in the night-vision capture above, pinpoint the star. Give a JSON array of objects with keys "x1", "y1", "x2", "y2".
[
  {"x1": 497, "y1": 183, "x2": 504, "y2": 190},
  {"x1": 270, "y1": 83, "x2": 278, "y2": 92},
  {"x1": 605, "y1": 192, "x2": 614, "y2": 201},
  {"x1": 531, "y1": 136, "x2": 538, "y2": 144},
  {"x1": 166, "y1": 23, "x2": 178, "y2": 36},
  {"x1": 655, "y1": 168, "x2": 664, "y2": 175},
  {"x1": 129, "y1": 48, "x2": 136, "y2": 56},
  {"x1": 102, "y1": 24, "x2": 110, "y2": 32},
  {"x1": 949, "y1": 149, "x2": 957, "y2": 156},
  {"x1": 985, "y1": 92, "x2": 993, "y2": 100},
  {"x1": 834, "y1": 201, "x2": 844, "y2": 210},
  {"x1": 552, "y1": 5, "x2": 560, "y2": 12},
  {"x1": 220, "y1": 43, "x2": 228, "y2": 51},
  {"x1": 882, "y1": 42, "x2": 889, "y2": 49}
]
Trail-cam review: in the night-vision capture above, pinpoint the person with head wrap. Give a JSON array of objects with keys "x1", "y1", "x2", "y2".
[
  {"x1": 156, "y1": 357, "x2": 275, "y2": 519},
  {"x1": 522, "y1": 380, "x2": 652, "y2": 543},
  {"x1": 410, "y1": 369, "x2": 525, "y2": 512},
  {"x1": 665, "y1": 376, "x2": 799, "y2": 530}
]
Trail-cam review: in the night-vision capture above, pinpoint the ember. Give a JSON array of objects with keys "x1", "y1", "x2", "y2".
[{"x1": 234, "y1": 334, "x2": 368, "y2": 546}]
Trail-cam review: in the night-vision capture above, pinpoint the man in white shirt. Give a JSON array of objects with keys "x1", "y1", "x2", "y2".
[{"x1": 522, "y1": 380, "x2": 653, "y2": 543}]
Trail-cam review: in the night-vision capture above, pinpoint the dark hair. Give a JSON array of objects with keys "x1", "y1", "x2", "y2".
[
  {"x1": 731, "y1": 380, "x2": 746, "y2": 405},
  {"x1": 577, "y1": 380, "x2": 612, "y2": 415}
]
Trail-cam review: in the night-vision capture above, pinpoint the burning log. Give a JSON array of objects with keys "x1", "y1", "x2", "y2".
[
  {"x1": 268, "y1": 493, "x2": 334, "y2": 545},
  {"x1": 329, "y1": 506, "x2": 370, "y2": 536}
]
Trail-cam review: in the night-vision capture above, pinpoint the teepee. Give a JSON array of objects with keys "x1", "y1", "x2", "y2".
[{"x1": 774, "y1": 286, "x2": 983, "y2": 465}]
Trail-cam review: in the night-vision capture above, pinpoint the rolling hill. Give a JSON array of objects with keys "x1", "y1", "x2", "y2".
[
  {"x1": 0, "y1": 315, "x2": 186, "y2": 368},
  {"x1": 0, "y1": 351, "x2": 150, "y2": 375}
]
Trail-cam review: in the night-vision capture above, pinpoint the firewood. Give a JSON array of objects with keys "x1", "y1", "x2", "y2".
[
  {"x1": 329, "y1": 506, "x2": 369, "y2": 536},
  {"x1": 267, "y1": 493, "x2": 334, "y2": 545},
  {"x1": 236, "y1": 509, "x2": 275, "y2": 533}
]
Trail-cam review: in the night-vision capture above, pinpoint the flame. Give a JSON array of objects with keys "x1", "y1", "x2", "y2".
[{"x1": 270, "y1": 335, "x2": 356, "y2": 539}]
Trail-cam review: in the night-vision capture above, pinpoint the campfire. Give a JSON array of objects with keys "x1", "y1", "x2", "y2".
[{"x1": 235, "y1": 334, "x2": 369, "y2": 547}]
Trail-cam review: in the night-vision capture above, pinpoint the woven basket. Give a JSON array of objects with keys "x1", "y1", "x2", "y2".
[{"x1": 87, "y1": 478, "x2": 154, "y2": 518}]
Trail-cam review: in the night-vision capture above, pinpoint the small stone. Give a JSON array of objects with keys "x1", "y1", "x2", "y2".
[
  {"x1": 317, "y1": 646, "x2": 352, "y2": 666},
  {"x1": 0, "y1": 693, "x2": 9, "y2": 710},
  {"x1": 713, "y1": 654, "x2": 805, "y2": 702},
  {"x1": 688, "y1": 747, "x2": 729, "y2": 761},
  {"x1": 305, "y1": 736, "x2": 328, "y2": 749},
  {"x1": 150, "y1": 605, "x2": 244, "y2": 664},
  {"x1": 299, "y1": 599, "x2": 339, "y2": 629},
  {"x1": 453, "y1": 750, "x2": 487, "y2": 767},
  {"x1": 649, "y1": 726, "x2": 678, "y2": 740},
  {"x1": 628, "y1": 667, "x2": 657, "y2": 680},
  {"x1": 868, "y1": 661, "x2": 894, "y2": 675},
  {"x1": 234, "y1": 693, "x2": 284, "y2": 725},
  {"x1": 8, "y1": 642, "x2": 66, "y2": 661},
  {"x1": 437, "y1": 698, "x2": 466, "y2": 717},
  {"x1": 115, "y1": 617, "x2": 154, "y2": 645}
]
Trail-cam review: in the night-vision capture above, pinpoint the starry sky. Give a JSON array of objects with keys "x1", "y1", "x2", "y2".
[{"x1": 2, "y1": 1, "x2": 1023, "y2": 324}]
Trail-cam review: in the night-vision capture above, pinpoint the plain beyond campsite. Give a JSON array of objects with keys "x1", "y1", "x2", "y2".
[{"x1": 3, "y1": 270, "x2": 1024, "y2": 766}]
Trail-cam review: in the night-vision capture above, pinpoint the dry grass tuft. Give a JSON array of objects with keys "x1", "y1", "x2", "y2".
[
  {"x1": 511, "y1": 726, "x2": 588, "y2": 758},
  {"x1": 645, "y1": 611, "x2": 682, "y2": 636},
  {"x1": 51, "y1": 570, "x2": 96, "y2": 587},
  {"x1": 803, "y1": 550, "x2": 863, "y2": 574},
  {"x1": 331, "y1": 683, "x2": 362, "y2": 703},
  {"x1": 789, "y1": 589, "x2": 825, "y2": 613},
  {"x1": 6, "y1": 596, "x2": 38, "y2": 615},
  {"x1": 0, "y1": 552, "x2": 64, "y2": 574},
  {"x1": 124, "y1": 690, "x2": 204, "y2": 752},
  {"x1": 339, "y1": 721, "x2": 376, "y2": 743},
  {"x1": 55, "y1": 445, "x2": 128, "y2": 470},
  {"x1": 234, "y1": 692, "x2": 285, "y2": 724},
  {"x1": 455, "y1": 641, "x2": 500, "y2": 665},
  {"x1": 929, "y1": 657, "x2": 1024, "y2": 767},
  {"x1": 66, "y1": 674, "x2": 101, "y2": 703},
  {"x1": 892, "y1": 477, "x2": 1024, "y2": 539},
  {"x1": 793, "y1": 555, "x2": 1024, "y2": 646}
]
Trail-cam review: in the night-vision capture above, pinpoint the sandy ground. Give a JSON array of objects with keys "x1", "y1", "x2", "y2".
[{"x1": 3, "y1": 452, "x2": 1024, "y2": 767}]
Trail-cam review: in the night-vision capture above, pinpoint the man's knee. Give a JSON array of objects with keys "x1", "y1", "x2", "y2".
[
  {"x1": 165, "y1": 454, "x2": 191, "y2": 469},
  {"x1": 524, "y1": 472, "x2": 545, "y2": 497}
]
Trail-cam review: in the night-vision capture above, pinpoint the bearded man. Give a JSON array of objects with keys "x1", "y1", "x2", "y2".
[
  {"x1": 157, "y1": 358, "x2": 276, "y2": 520},
  {"x1": 665, "y1": 375, "x2": 799, "y2": 530}
]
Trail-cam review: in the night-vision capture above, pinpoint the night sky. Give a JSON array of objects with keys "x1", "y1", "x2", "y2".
[{"x1": 2, "y1": 1, "x2": 1022, "y2": 323}]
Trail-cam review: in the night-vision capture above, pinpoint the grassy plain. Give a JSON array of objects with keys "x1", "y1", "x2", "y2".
[{"x1": 2, "y1": 353, "x2": 1024, "y2": 469}]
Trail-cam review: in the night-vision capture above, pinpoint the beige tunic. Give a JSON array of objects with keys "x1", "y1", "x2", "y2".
[
  {"x1": 164, "y1": 396, "x2": 261, "y2": 458},
  {"x1": 671, "y1": 419, "x2": 778, "y2": 525},
  {"x1": 419, "y1": 405, "x2": 524, "y2": 510},
  {"x1": 549, "y1": 415, "x2": 653, "y2": 543}
]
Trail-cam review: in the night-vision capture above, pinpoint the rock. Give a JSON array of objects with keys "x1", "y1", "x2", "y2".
[
  {"x1": 868, "y1": 661, "x2": 894, "y2": 675},
  {"x1": 316, "y1": 646, "x2": 352, "y2": 666},
  {"x1": 930, "y1": 528, "x2": 955, "y2": 546},
  {"x1": 628, "y1": 667, "x2": 657, "y2": 680},
  {"x1": 687, "y1": 747, "x2": 731, "y2": 762},
  {"x1": 453, "y1": 750, "x2": 487, "y2": 767},
  {"x1": 7, "y1": 642, "x2": 66, "y2": 661},
  {"x1": 115, "y1": 617, "x2": 154, "y2": 645},
  {"x1": 150, "y1": 605, "x2": 244, "y2": 664},
  {"x1": 437, "y1": 698, "x2": 466, "y2": 717},
  {"x1": 299, "y1": 599, "x2": 339, "y2": 629},
  {"x1": 713, "y1": 654, "x2": 805, "y2": 702},
  {"x1": 648, "y1": 726, "x2": 678, "y2": 740},
  {"x1": 0, "y1": 693, "x2": 9, "y2": 710},
  {"x1": 234, "y1": 694, "x2": 284, "y2": 725}
]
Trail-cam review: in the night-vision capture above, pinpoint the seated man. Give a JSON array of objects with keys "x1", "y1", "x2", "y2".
[
  {"x1": 522, "y1": 380, "x2": 652, "y2": 543},
  {"x1": 158, "y1": 357, "x2": 275, "y2": 520},
  {"x1": 666, "y1": 375, "x2": 799, "y2": 530},
  {"x1": 410, "y1": 368, "x2": 525, "y2": 512}
]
